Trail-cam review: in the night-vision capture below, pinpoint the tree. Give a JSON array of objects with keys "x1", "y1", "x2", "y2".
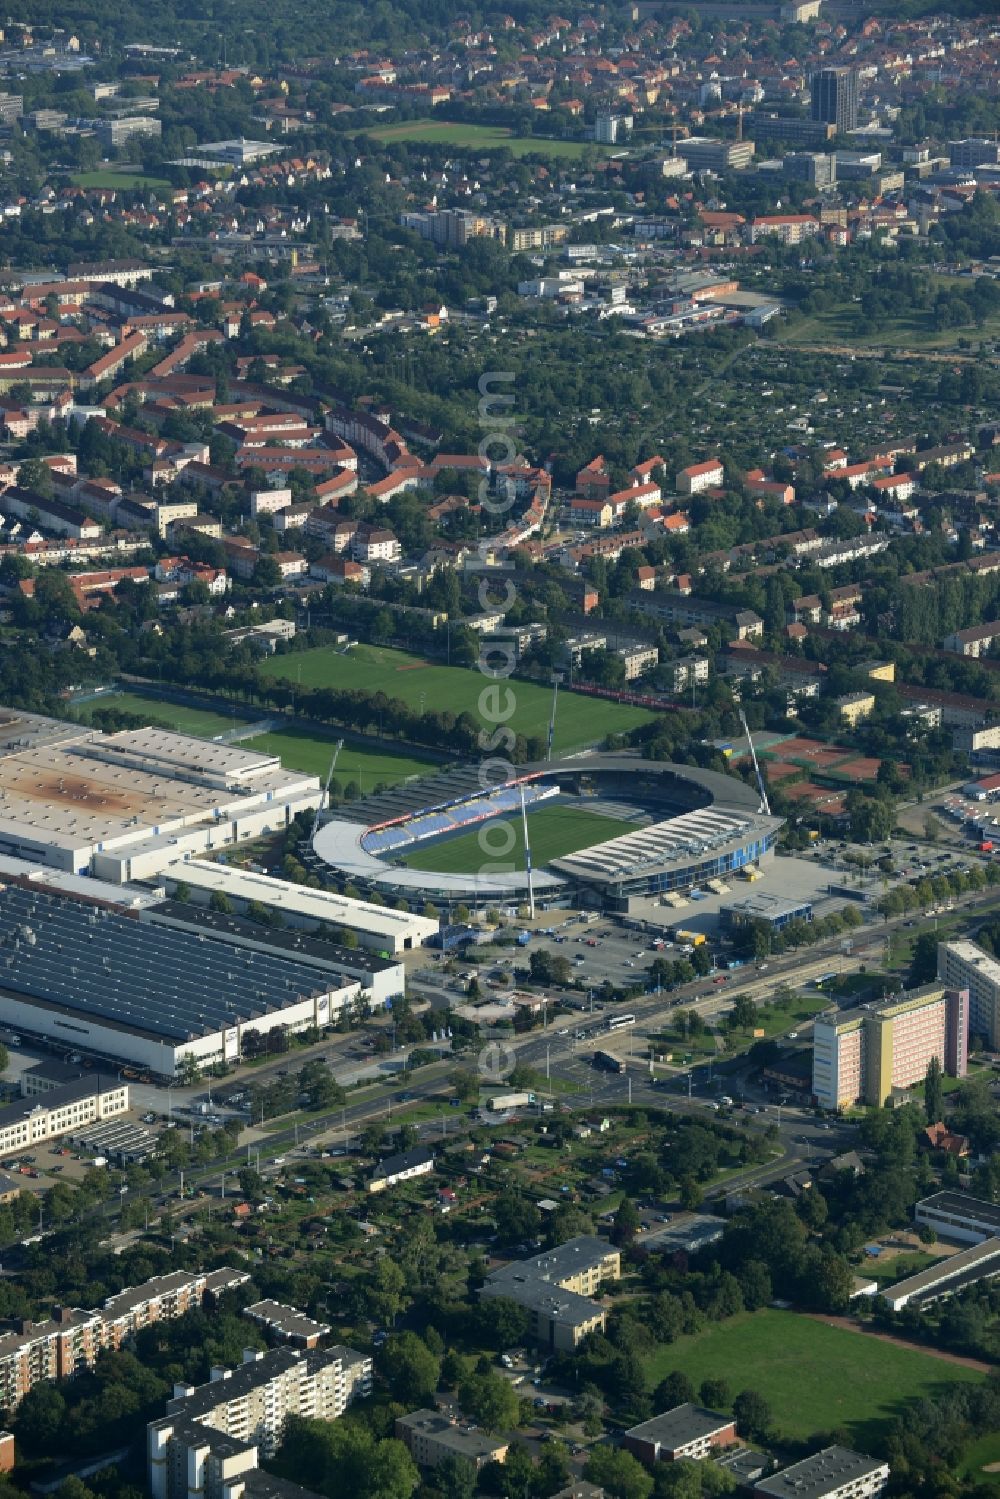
[
  {"x1": 15, "y1": 1382, "x2": 66, "y2": 1451},
  {"x1": 730, "y1": 993, "x2": 758, "y2": 1031},
  {"x1": 924, "y1": 1054, "x2": 943, "y2": 1125},
  {"x1": 583, "y1": 1445, "x2": 654, "y2": 1499},
  {"x1": 908, "y1": 931, "x2": 938, "y2": 987},
  {"x1": 458, "y1": 1370, "x2": 520, "y2": 1432},
  {"x1": 654, "y1": 1371, "x2": 695, "y2": 1410},
  {"x1": 610, "y1": 1196, "x2": 641, "y2": 1248},
  {"x1": 381, "y1": 1331, "x2": 441, "y2": 1404},
  {"x1": 699, "y1": 1378, "x2": 730, "y2": 1409},
  {"x1": 733, "y1": 1390, "x2": 772, "y2": 1442},
  {"x1": 433, "y1": 1454, "x2": 477, "y2": 1499}
]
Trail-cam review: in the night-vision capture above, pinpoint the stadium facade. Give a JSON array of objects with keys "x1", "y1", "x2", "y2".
[{"x1": 311, "y1": 754, "x2": 782, "y2": 910}]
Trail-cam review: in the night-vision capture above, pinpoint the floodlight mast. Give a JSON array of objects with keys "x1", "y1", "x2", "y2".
[
  {"x1": 738, "y1": 709, "x2": 770, "y2": 816},
  {"x1": 311, "y1": 739, "x2": 344, "y2": 839}
]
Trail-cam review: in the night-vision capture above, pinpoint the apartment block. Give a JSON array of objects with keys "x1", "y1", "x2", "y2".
[
  {"x1": 479, "y1": 1236, "x2": 620, "y2": 1351},
  {"x1": 938, "y1": 940, "x2": 1000, "y2": 1048},
  {"x1": 624, "y1": 1404, "x2": 736, "y2": 1463},
  {"x1": 102, "y1": 1268, "x2": 251, "y2": 1349},
  {"x1": 757, "y1": 1449, "x2": 887, "y2": 1499},
  {"x1": 0, "y1": 1309, "x2": 104, "y2": 1411},
  {"x1": 395, "y1": 1410, "x2": 509, "y2": 1470},
  {"x1": 149, "y1": 1345, "x2": 373, "y2": 1499},
  {"x1": 812, "y1": 984, "x2": 968, "y2": 1110}
]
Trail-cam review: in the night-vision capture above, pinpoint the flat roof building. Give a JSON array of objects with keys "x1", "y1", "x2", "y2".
[
  {"x1": 624, "y1": 1405, "x2": 736, "y2": 1464},
  {"x1": 722, "y1": 893, "x2": 813, "y2": 933},
  {"x1": 243, "y1": 1301, "x2": 330, "y2": 1349},
  {"x1": 915, "y1": 1191, "x2": 1000, "y2": 1245},
  {"x1": 395, "y1": 1410, "x2": 509, "y2": 1471},
  {"x1": 880, "y1": 1237, "x2": 1000, "y2": 1311},
  {"x1": 162, "y1": 862, "x2": 438, "y2": 954},
  {"x1": 812, "y1": 984, "x2": 967, "y2": 1110},
  {"x1": 480, "y1": 1237, "x2": 620, "y2": 1351},
  {"x1": 938, "y1": 939, "x2": 1000, "y2": 1048},
  {"x1": 756, "y1": 1448, "x2": 888, "y2": 1499}
]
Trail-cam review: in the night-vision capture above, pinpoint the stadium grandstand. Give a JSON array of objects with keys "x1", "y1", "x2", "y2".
[{"x1": 311, "y1": 753, "x2": 782, "y2": 910}]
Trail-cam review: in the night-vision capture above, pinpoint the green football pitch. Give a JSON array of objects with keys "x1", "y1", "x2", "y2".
[
  {"x1": 400, "y1": 803, "x2": 640, "y2": 874},
  {"x1": 261, "y1": 644, "x2": 657, "y2": 754}
]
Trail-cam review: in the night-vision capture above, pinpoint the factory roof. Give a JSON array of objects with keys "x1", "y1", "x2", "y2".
[
  {"x1": 0, "y1": 885, "x2": 344, "y2": 1041},
  {"x1": 145, "y1": 899, "x2": 399, "y2": 977}
]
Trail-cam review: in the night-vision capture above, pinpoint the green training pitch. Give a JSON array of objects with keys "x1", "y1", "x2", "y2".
[
  {"x1": 644, "y1": 1309, "x2": 983, "y2": 1447},
  {"x1": 361, "y1": 120, "x2": 608, "y2": 158},
  {"x1": 243, "y1": 728, "x2": 436, "y2": 795},
  {"x1": 260, "y1": 644, "x2": 657, "y2": 753},
  {"x1": 401, "y1": 803, "x2": 641, "y2": 874},
  {"x1": 71, "y1": 170, "x2": 172, "y2": 189},
  {"x1": 73, "y1": 692, "x2": 241, "y2": 739}
]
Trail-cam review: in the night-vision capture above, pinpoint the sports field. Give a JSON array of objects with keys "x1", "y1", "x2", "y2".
[
  {"x1": 644, "y1": 1309, "x2": 982, "y2": 1446},
  {"x1": 244, "y1": 728, "x2": 435, "y2": 796},
  {"x1": 401, "y1": 803, "x2": 640, "y2": 874},
  {"x1": 71, "y1": 170, "x2": 172, "y2": 189},
  {"x1": 73, "y1": 692, "x2": 240, "y2": 738},
  {"x1": 261, "y1": 645, "x2": 657, "y2": 753},
  {"x1": 362, "y1": 120, "x2": 608, "y2": 158}
]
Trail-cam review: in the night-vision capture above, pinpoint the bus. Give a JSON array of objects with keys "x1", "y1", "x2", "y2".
[
  {"x1": 607, "y1": 1013, "x2": 636, "y2": 1032},
  {"x1": 593, "y1": 1049, "x2": 626, "y2": 1074}
]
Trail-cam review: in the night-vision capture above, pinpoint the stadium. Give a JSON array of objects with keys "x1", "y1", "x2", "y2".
[{"x1": 311, "y1": 753, "x2": 784, "y2": 911}]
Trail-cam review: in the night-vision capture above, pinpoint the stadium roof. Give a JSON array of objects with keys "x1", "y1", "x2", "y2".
[
  {"x1": 0, "y1": 885, "x2": 339, "y2": 1041},
  {"x1": 551, "y1": 807, "x2": 783, "y2": 887}
]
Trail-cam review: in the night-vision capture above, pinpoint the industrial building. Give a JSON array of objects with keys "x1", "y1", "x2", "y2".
[
  {"x1": 0, "y1": 883, "x2": 363, "y2": 1077},
  {"x1": 937, "y1": 939, "x2": 1000, "y2": 1048},
  {"x1": 880, "y1": 1238, "x2": 1000, "y2": 1311},
  {"x1": 161, "y1": 862, "x2": 438, "y2": 954},
  {"x1": 915, "y1": 1191, "x2": 1000, "y2": 1245},
  {"x1": 812, "y1": 984, "x2": 968, "y2": 1110},
  {"x1": 0, "y1": 711, "x2": 320, "y2": 882}
]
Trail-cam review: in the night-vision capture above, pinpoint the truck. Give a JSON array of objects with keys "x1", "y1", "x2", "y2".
[
  {"x1": 516, "y1": 931, "x2": 532, "y2": 947},
  {"x1": 594, "y1": 1049, "x2": 625, "y2": 1075},
  {"x1": 674, "y1": 929, "x2": 706, "y2": 946},
  {"x1": 485, "y1": 1091, "x2": 536, "y2": 1111}
]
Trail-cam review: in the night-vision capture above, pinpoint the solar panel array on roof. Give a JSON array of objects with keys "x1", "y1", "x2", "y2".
[{"x1": 0, "y1": 886, "x2": 329, "y2": 1041}]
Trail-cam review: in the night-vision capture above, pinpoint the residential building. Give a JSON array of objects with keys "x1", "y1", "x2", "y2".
[
  {"x1": 0, "y1": 1309, "x2": 104, "y2": 1412},
  {"x1": 914, "y1": 1191, "x2": 1000, "y2": 1246},
  {"x1": 620, "y1": 644, "x2": 658, "y2": 681},
  {"x1": 812, "y1": 984, "x2": 968, "y2": 1110},
  {"x1": 624, "y1": 1405, "x2": 737, "y2": 1464},
  {"x1": 243, "y1": 1302, "x2": 331, "y2": 1349},
  {"x1": 757, "y1": 1449, "x2": 887, "y2": 1499},
  {"x1": 810, "y1": 67, "x2": 859, "y2": 133},
  {"x1": 480, "y1": 1236, "x2": 620, "y2": 1351},
  {"x1": 103, "y1": 1268, "x2": 250, "y2": 1349},
  {"x1": 677, "y1": 459, "x2": 724, "y2": 495},
  {"x1": 836, "y1": 691, "x2": 876, "y2": 727},
  {"x1": 148, "y1": 1345, "x2": 373, "y2": 1499},
  {"x1": 367, "y1": 1144, "x2": 435, "y2": 1194},
  {"x1": 749, "y1": 215, "x2": 820, "y2": 246},
  {"x1": 942, "y1": 623, "x2": 1000, "y2": 660},
  {"x1": 395, "y1": 1410, "x2": 509, "y2": 1471},
  {"x1": 667, "y1": 656, "x2": 709, "y2": 694},
  {"x1": 938, "y1": 939, "x2": 1000, "y2": 1047}
]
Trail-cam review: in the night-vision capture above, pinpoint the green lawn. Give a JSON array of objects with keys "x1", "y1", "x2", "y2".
[
  {"x1": 261, "y1": 644, "x2": 657, "y2": 753},
  {"x1": 71, "y1": 170, "x2": 172, "y2": 189},
  {"x1": 73, "y1": 692, "x2": 242, "y2": 738},
  {"x1": 401, "y1": 803, "x2": 641, "y2": 875},
  {"x1": 960, "y1": 1431, "x2": 1000, "y2": 1487},
  {"x1": 243, "y1": 728, "x2": 436, "y2": 796},
  {"x1": 361, "y1": 120, "x2": 607, "y2": 158},
  {"x1": 778, "y1": 282, "x2": 1000, "y2": 354},
  {"x1": 644, "y1": 1309, "x2": 982, "y2": 1446}
]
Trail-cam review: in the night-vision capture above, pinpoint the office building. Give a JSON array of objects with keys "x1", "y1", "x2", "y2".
[
  {"x1": 783, "y1": 152, "x2": 837, "y2": 188},
  {"x1": 756, "y1": 1448, "x2": 889, "y2": 1499},
  {"x1": 949, "y1": 138, "x2": 1000, "y2": 170},
  {"x1": 480, "y1": 1236, "x2": 620, "y2": 1351},
  {"x1": 679, "y1": 137, "x2": 755, "y2": 172},
  {"x1": 748, "y1": 114, "x2": 835, "y2": 148},
  {"x1": 0, "y1": 1075, "x2": 129, "y2": 1158},
  {"x1": 624, "y1": 1405, "x2": 737, "y2": 1464},
  {"x1": 914, "y1": 1191, "x2": 1000, "y2": 1246},
  {"x1": 937, "y1": 939, "x2": 1000, "y2": 1047},
  {"x1": 812, "y1": 984, "x2": 968, "y2": 1110},
  {"x1": 722, "y1": 893, "x2": 813, "y2": 934},
  {"x1": 97, "y1": 116, "x2": 161, "y2": 148},
  {"x1": 149, "y1": 1345, "x2": 372, "y2": 1499},
  {"x1": 810, "y1": 67, "x2": 859, "y2": 133},
  {"x1": 395, "y1": 1410, "x2": 509, "y2": 1471}
]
